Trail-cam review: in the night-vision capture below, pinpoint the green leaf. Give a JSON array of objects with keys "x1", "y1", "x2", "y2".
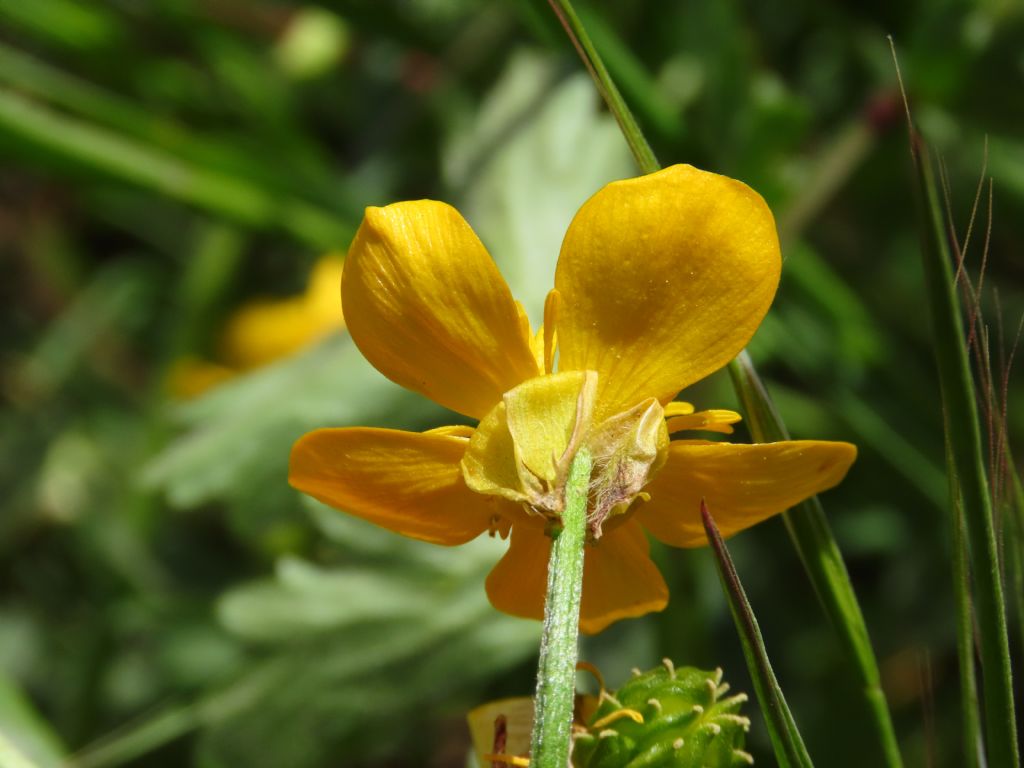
[
  {"x1": 72, "y1": 528, "x2": 539, "y2": 768},
  {"x1": 143, "y1": 336, "x2": 438, "y2": 512}
]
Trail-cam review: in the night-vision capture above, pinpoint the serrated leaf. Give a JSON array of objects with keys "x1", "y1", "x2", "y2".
[{"x1": 143, "y1": 335, "x2": 440, "y2": 510}]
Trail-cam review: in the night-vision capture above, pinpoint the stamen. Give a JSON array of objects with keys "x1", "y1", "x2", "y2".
[
  {"x1": 663, "y1": 401, "x2": 695, "y2": 417},
  {"x1": 576, "y1": 661, "x2": 606, "y2": 697},
  {"x1": 543, "y1": 289, "x2": 561, "y2": 374},
  {"x1": 590, "y1": 708, "x2": 644, "y2": 729}
]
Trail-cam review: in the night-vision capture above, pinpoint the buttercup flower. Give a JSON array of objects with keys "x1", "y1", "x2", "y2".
[
  {"x1": 170, "y1": 255, "x2": 345, "y2": 398},
  {"x1": 289, "y1": 164, "x2": 856, "y2": 634}
]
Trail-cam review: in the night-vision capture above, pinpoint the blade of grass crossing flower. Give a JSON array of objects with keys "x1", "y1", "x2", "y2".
[
  {"x1": 727, "y1": 353, "x2": 900, "y2": 763},
  {"x1": 902, "y1": 126, "x2": 1020, "y2": 767},
  {"x1": 733, "y1": 354, "x2": 884, "y2": 671},
  {"x1": 542, "y1": 3, "x2": 905, "y2": 765},
  {"x1": 529, "y1": 448, "x2": 592, "y2": 768},
  {"x1": 544, "y1": 0, "x2": 659, "y2": 175},
  {"x1": 570, "y1": 3, "x2": 683, "y2": 140},
  {"x1": 701, "y1": 501, "x2": 814, "y2": 768}
]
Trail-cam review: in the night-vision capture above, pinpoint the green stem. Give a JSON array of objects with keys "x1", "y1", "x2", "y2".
[
  {"x1": 546, "y1": 0, "x2": 659, "y2": 175},
  {"x1": 542, "y1": 3, "x2": 904, "y2": 765},
  {"x1": 530, "y1": 448, "x2": 592, "y2": 768}
]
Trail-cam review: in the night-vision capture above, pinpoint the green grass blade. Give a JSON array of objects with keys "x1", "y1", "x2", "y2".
[
  {"x1": 702, "y1": 501, "x2": 814, "y2": 768},
  {"x1": 1008, "y1": 463, "x2": 1024, "y2": 662},
  {"x1": 571, "y1": 3, "x2": 683, "y2": 141},
  {"x1": 727, "y1": 357, "x2": 880, "y2": 679},
  {"x1": 545, "y1": 0, "x2": 659, "y2": 175},
  {"x1": 0, "y1": 88, "x2": 352, "y2": 249},
  {"x1": 727, "y1": 353, "x2": 904, "y2": 766},
  {"x1": 538, "y1": 2, "x2": 904, "y2": 764},
  {"x1": 899, "y1": 111, "x2": 1020, "y2": 767},
  {"x1": 949, "y1": 466, "x2": 984, "y2": 768}
]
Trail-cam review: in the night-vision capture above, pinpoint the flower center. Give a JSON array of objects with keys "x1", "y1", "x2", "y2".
[{"x1": 460, "y1": 371, "x2": 669, "y2": 539}]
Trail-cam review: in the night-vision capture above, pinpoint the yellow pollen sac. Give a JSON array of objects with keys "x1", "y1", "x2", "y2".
[{"x1": 460, "y1": 370, "x2": 669, "y2": 536}]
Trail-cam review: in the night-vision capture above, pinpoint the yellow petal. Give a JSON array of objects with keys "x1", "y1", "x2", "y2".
[
  {"x1": 343, "y1": 201, "x2": 540, "y2": 419},
  {"x1": 665, "y1": 409, "x2": 743, "y2": 435},
  {"x1": 635, "y1": 440, "x2": 857, "y2": 547},
  {"x1": 485, "y1": 523, "x2": 550, "y2": 623},
  {"x1": 303, "y1": 254, "x2": 346, "y2": 329},
  {"x1": 467, "y1": 697, "x2": 534, "y2": 767},
  {"x1": 220, "y1": 256, "x2": 345, "y2": 370},
  {"x1": 579, "y1": 518, "x2": 668, "y2": 634},
  {"x1": 289, "y1": 427, "x2": 506, "y2": 545},
  {"x1": 485, "y1": 519, "x2": 668, "y2": 634},
  {"x1": 167, "y1": 356, "x2": 236, "y2": 399},
  {"x1": 425, "y1": 424, "x2": 476, "y2": 438},
  {"x1": 220, "y1": 296, "x2": 331, "y2": 369},
  {"x1": 555, "y1": 164, "x2": 781, "y2": 418}
]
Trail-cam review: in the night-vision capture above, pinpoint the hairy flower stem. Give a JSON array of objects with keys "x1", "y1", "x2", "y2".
[{"x1": 530, "y1": 448, "x2": 592, "y2": 768}]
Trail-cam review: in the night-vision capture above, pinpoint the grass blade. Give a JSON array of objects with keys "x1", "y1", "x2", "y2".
[
  {"x1": 891, "y1": 40, "x2": 1019, "y2": 767},
  {"x1": 951, "y1": 481, "x2": 985, "y2": 768},
  {"x1": 0, "y1": 88, "x2": 352, "y2": 249},
  {"x1": 1008, "y1": 464, "x2": 1024, "y2": 663},
  {"x1": 545, "y1": 0, "x2": 659, "y2": 175},
  {"x1": 727, "y1": 353, "x2": 904, "y2": 768},
  {"x1": 701, "y1": 501, "x2": 814, "y2": 768}
]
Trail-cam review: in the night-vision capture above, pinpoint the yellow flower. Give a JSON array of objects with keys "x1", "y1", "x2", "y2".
[
  {"x1": 289, "y1": 165, "x2": 856, "y2": 634},
  {"x1": 169, "y1": 255, "x2": 345, "y2": 398}
]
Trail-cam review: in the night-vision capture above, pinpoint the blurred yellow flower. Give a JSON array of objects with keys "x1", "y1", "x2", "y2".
[
  {"x1": 170, "y1": 255, "x2": 345, "y2": 397},
  {"x1": 289, "y1": 165, "x2": 856, "y2": 633}
]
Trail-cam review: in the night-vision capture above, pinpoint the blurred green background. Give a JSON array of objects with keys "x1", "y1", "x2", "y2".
[{"x1": 1, "y1": 1, "x2": 1022, "y2": 766}]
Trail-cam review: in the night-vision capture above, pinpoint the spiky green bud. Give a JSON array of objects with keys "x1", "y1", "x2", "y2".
[{"x1": 573, "y1": 660, "x2": 753, "y2": 768}]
